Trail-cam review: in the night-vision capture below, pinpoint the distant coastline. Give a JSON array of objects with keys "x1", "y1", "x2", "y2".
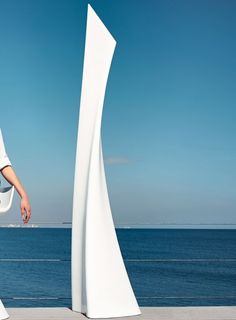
[{"x1": 0, "y1": 223, "x2": 235, "y2": 229}]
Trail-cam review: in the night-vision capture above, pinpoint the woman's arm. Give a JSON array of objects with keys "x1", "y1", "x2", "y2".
[{"x1": 0, "y1": 165, "x2": 31, "y2": 224}]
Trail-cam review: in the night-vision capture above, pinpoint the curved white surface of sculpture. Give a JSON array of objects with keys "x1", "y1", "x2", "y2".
[
  {"x1": 71, "y1": 4, "x2": 141, "y2": 319},
  {"x1": 0, "y1": 300, "x2": 9, "y2": 320}
]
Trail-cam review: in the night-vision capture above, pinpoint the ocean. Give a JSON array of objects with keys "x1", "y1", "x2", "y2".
[{"x1": 0, "y1": 228, "x2": 235, "y2": 307}]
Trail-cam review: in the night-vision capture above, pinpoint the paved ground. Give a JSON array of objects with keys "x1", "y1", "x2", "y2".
[{"x1": 5, "y1": 306, "x2": 236, "y2": 320}]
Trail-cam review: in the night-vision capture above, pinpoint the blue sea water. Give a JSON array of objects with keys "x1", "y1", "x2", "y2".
[{"x1": 0, "y1": 228, "x2": 235, "y2": 307}]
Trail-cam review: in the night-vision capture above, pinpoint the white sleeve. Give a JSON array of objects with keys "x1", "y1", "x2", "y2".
[{"x1": 0, "y1": 128, "x2": 12, "y2": 170}]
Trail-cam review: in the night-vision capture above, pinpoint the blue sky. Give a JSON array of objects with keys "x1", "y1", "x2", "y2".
[{"x1": 0, "y1": 0, "x2": 235, "y2": 227}]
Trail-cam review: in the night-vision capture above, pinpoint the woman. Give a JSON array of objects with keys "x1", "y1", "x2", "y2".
[{"x1": 0, "y1": 128, "x2": 31, "y2": 319}]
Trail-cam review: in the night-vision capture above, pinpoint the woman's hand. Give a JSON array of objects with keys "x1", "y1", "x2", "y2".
[
  {"x1": 1, "y1": 166, "x2": 32, "y2": 224},
  {"x1": 20, "y1": 195, "x2": 31, "y2": 224}
]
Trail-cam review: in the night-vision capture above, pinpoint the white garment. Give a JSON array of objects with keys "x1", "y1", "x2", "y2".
[
  {"x1": 0, "y1": 129, "x2": 11, "y2": 170},
  {"x1": 0, "y1": 128, "x2": 10, "y2": 319}
]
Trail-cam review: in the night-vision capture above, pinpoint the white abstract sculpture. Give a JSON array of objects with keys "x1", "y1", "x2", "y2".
[
  {"x1": 0, "y1": 300, "x2": 8, "y2": 320},
  {"x1": 71, "y1": 4, "x2": 141, "y2": 319}
]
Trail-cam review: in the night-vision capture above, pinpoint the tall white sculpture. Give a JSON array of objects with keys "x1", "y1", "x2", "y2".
[{"x1": 71, "y1": 4, "x2": 141, "y2": 319}]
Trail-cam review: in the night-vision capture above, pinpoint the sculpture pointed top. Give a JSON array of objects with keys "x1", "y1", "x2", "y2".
[{"x1": 87, "y1": 3, "x2": 116, "y2": 46}]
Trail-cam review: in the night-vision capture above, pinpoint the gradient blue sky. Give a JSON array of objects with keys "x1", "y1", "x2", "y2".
[{"x1": 0, "y1": 0, "x2": 235, "y2": 226}]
